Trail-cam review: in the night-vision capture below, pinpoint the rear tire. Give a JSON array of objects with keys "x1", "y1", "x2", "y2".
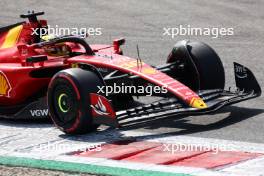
[{"x1": 48, "y1": 68, "x2": 104, "y2": 134}]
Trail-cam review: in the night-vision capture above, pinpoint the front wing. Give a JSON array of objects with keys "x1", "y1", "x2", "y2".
[{"x1": 113, "y1": 62, "x2": 261, "y2": 127}]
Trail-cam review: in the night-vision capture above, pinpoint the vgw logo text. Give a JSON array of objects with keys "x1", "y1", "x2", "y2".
[{"x1": 30, "y1": 109, "x2": 49, "y2": 117}]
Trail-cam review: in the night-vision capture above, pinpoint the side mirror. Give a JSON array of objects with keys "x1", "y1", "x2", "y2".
[
  {"x1": 113, "y1": 38, "x2": 125, "y2": 46},
  {"x1": 113, "y1": 38, "x2": 125, "y2": 54}
]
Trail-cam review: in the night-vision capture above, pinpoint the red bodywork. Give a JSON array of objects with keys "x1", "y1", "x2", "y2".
[{"x1": 0, "y1": 18, "x2": 204, "y2": 108}]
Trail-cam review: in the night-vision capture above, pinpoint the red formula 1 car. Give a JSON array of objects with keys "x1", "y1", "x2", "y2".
[{"x1": 0, "y1": 12, "x2": 261, "y2": 134}]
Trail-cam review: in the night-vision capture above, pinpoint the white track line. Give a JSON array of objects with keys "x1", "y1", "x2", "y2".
[{"x1": 0, "y1": 126, "x2": 264, "y2": 175}]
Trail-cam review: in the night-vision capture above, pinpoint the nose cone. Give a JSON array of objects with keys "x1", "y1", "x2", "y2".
[{"x1": 190, "y1": 98, "x2": 207, "y2": 109}]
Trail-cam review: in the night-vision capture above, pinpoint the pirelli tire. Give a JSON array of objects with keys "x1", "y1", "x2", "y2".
[
  {"x1": 47, "y1": 68, "x2": 104, "y2": 134},
  {"x1": 167, "y1": 40, "x2": 225, "y2": 91}
]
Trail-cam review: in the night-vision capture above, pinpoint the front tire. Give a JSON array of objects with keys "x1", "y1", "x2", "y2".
[
  {"x1": 167, "y1": 40, "x2": 225, "y2": 91},
  {"x1": 48, "y1": 68, "x2": 104, "y2": 134}
]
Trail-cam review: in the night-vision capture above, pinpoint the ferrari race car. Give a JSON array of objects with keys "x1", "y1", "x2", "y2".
[{"x1": 0, "y1": 11, "x2": 261, "y2": 134}]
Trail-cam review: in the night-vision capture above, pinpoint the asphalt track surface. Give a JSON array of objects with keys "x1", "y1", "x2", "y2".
[
  {"x1": 0, "y1": 0, "x2": 263, "y2": 144},
  {"x1": 0, "y1": 165, "x2": 97, "y2": 176}
]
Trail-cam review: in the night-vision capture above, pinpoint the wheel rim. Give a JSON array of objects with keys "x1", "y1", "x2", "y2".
[
  {"x1": 52, "y1": 83, "x2": 78, "y2": 124},
  {"x1": 58, "y1": 93, "x2": 70, "y2": 113}
]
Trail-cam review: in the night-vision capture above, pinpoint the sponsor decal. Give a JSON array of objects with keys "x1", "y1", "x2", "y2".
[
  {"x1": 1, "y1": 25, "x2": 23, "y2": 49},
  {"x1": 90, "y1": 93, "x2": 115, "y2": 118},
  {"x1": 30, "y1": 109, "x2": 49, "y2": 117},
  {"x1": 235, "y1": 65, "x2": 248, "y2": 79},
  {"x1": 141, "y1": 67, "x2": 158, "y2": 75},
  {"x1": 92, "y1": 97, "x2": 109, "y2": 116},
  {"x1": 190, "y1": 97, "x2": 207, "y2": 109},
  {"x1": 119, "y1": 60, "x2": 158, "y2": 75},
  {"x1": 119, "y1": 60, "x2": 138, "y2": 69},
  {"x1": 0, "y1": 71, "x2": 12, "y2": 97}
]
